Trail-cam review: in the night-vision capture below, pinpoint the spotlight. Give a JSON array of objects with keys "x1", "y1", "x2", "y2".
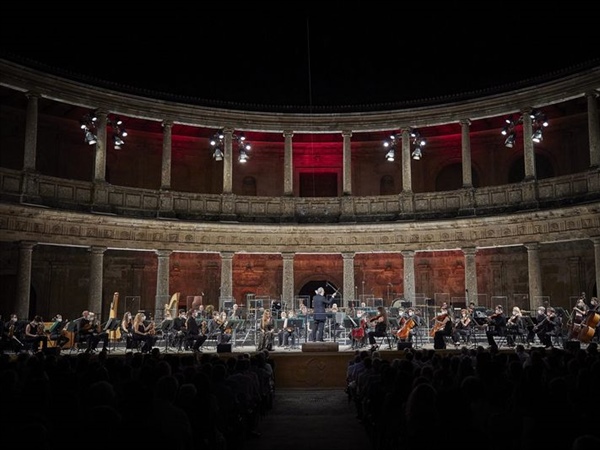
[
  {"x1": 213, "y1": 148, "x2": 224, "y2": 161},
  {"x1": 113, "y1": 135, "x2": 125, "y2": 149},
  {"x1": 238, "y1": 149, "x2": 249, "y2": 163},
  {"x1": 504, "y1": 132, "x2": 516, "y2": 148},
  {"x1": 385, "y1": 148, "x2": 395, "y2": 161},
  {"x1": 84, "y1": 130, "x2": 97, "y2": 145},
  {"x1": 210, "y1": 129, "x2": 251, "y2": 163},
  {"x1": 412, "y1": 148, "x2": 422, "y2": 160}
]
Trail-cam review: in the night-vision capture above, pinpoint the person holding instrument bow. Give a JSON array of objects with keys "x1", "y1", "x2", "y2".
[
  {"x1": 432, "y1": 304, "x2": 453, "y2": 349},
  {"x1": 367, "y1": 306, "x2": 388, "y2": 352},
  {"x1": 485, "y1": 304, "x2": 507, "y2": 350},
  {"x1": 310, "y1": 286, "x2": 336, "y2": 342},
  {"x1": 24, "y1": 315, "x2": 48, "y2": 353}
]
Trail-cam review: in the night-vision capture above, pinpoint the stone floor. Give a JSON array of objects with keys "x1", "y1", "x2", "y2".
[{"x1": 243, "y1": 388, "x2": 372, "y2": 450}]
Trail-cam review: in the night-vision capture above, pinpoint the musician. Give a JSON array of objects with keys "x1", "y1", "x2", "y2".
[
  {"x1": 120, "y1": 311, "x2": 134, "y2": 349},
  {"x1": 185, "y1": 309, "x2": 207, "y2": 353},
  {"x1": 310, "y1": 286, "x2": 335, "y2": 342},
  {"x1": 569, "y1": 296, "x2": 589, "y2": 340},
  {"x1": 257, "y1": 308, "x2": 275, "y2": 351},
  {"x1": 132, "y1": 312, "x2": 157, "y2": 353},
  {"x1": 1, "y1": 313, "x2": 24, "y2": 353},
  {"x1": 349, "y1": 310, "x2": 368, "y2": 350},
  {"x1": 533, "y1": 306, "x2": 561, "y2": 348},
  {"x1": 279, "y1": 310, "x2": 297, "y2": 348},
  {"x1": 214, "y1": 310, "x2": 232, "y2": 344},
  {"x1": 78, "y1": 311, "x2": 110, "y2": 353},
  {"x1": 432, "y1": 304, "x2": 452, "y2": 349},
  {"x1": 171, "y1": 309, "x2": 188, "y2": 351},
  {"x1": 367, "y1": 306, "x2": 388, "y2": 352},
  {"x1": 485, "y1": 304, "x2": 507, "y2": 350},
  {"x1": 48, "y1": 314, "x2": 70, "y2": 349},
  {"x1": 451, "y1": 308, "x2": 472, "y2": 346},
  {"x1": 24, "y1": 315, "x2": 48, "y2": 353},
  {"x1": 397, "y1": 307, "x2": 419, "y2": 344},
  {"x1": 505, "y1": 306, "x2": 525, "y2": 347},
  {"x1": 228, "y1": 302, "x2": 243, "y2": 320}
]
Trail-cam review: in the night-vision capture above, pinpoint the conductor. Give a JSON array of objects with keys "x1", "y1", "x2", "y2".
[{"x1": 310, "y1": 287, "x2": 336, "y2": 342}]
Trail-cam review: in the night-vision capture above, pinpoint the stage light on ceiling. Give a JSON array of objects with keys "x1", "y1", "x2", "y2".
[
  {"x1": 500, "y1": 109, "x2": 548, "y2": 148},
  {"x1": 210, "y1": 129, "x2": 252, "y2": 163}
]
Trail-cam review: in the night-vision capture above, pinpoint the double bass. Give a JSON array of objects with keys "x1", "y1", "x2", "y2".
[{"x1": 578, "y1": 303, "x2": 599, "y2": 343}]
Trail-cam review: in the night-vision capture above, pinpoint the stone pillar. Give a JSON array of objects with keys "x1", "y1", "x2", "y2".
[
  {"x1": 155, "y1": 250, "x2": 172, "y2": 316},
  {"x1": 524, "y1": 242, "x2": 542, "y2": 310},
  {"x1": 592, "y1": 237, "x2": 600, "y2": 297},
  {"x1": 93, "y1": 110, "x2": 108, "y2": 182},
  {"x1": 463, "y1": 246, "x2": 478, "y2": 304},
  {"x1": 161, "y1": 120, "x2": 173, "y2": 190},
  {"x1": 587, "y1": 91, "x2": 600, "y2": 168},
  {"x1": 342, "y1": 252, "x2": 355, "y2": 308},
  {"x1": 89, "y1": 246, "x2": 106, "y2": 317},
  {"x1": 460, "y1": 119, "x2": 473, "y2": 188},
  {"x1": 401, "y1": 128, "x2": 412, "y2": 193},
  {"x1": 16, "y1": 241, "x2": 36, "y2": 318},
  {"x1": 282, "y1": 252, "x2": 295, "y2": 308},
  {"x1": 283, "y1": 130, "x2": 294, "y2": 196},
  {"x1": 401, "y1": 250, "x2": 416, "y2": 304},
  {"x1": 522, "y1": 108, "x2": 536, "y2": 181},
  {"x1": 342, "y1": 130, "x2": 352, "y2": 195},
  {"x1": 220, "y1": 251, "x2": 234, "y2": 305},
  {"x1": 223, "y1": 128, "x2": 234, "y2": 194},
  {"x1": 23, "y1": 92, "x2": 39, "y2": 172}
]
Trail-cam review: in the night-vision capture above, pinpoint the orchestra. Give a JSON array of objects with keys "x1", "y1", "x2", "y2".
[{"x1": 3, "y1": 292, "x2": 599, "y2": 356}]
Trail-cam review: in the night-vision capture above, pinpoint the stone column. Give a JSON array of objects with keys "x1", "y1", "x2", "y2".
[
  {"x1": 522, "y1": 108, "x2": 536, "y2": 181},
  {"x1": 342, "y1": 130, "x2": 352, "y2": 195},
  {"x1": 401, "y1": 128, "x2": 412, "y2": 192},
  {"x1": 220, "y1": 251, "x2": 234, "y2": 305},
  {"x1": 161, "y1": 120, "x2": 173, "y2": 190},
  {"x1": 283, "y1": 130, "x2": 294, "y2": 196},
  {"x1": 23, "y1": 92, "x2": 39, "y2": 172},
  {"x1": 587, "y1": 91, "x2": 600, "y2": 168},
  {"x1": 282, "y1": 252, "x2": 295, "y2": 308},
  {"x1": 592, "y1": 237, "x2": 600, "y2": 297},
  {"x1": 155, "y1": 250, "x2": 172, "y2": 317},
  {"x1": 342, "y1": 252, "x2": 355, "y2": 309},
  {"x1": 89, "y1": 246, "x2": 106, "y2": 317},
  {"x1": 401, "y1": 250, "x2": 416, "y2": 304},
  {"x1": 460, "y1": 119, "x2": 473, "y2": 188},
  {"x1": 93, "y1": 109, "x2": 108, "y2": 182},
  {"x1": 524, "y1": 242, "x2": 542, "y2": 310},
  {"x1": 463, "y1": 246, "x2": 478, "y2": 304},
  {"x1": 16, "y1": 241, "x2": 36, "y2": 318},
  {"x1": 223, "y1": 128, "x2": 234, "y2": 194}
]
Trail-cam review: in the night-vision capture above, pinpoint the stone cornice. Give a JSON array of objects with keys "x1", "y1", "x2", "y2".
[
  {"x1": 1, "y1": 58, "x2": 599, "y2": 133},
  {"x1": 1, "y1": 202, "x2": 598, "y2": 253}
]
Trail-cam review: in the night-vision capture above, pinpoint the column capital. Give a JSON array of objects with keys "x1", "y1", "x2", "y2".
[
  {"x1": 341, "y1": 130, "x2": 353, "y2": 138},
  {"x1": 462, "y1": 246, "x2": 478, "y2": 256},
  {"x1": 524, "y1": 242, "x2": 540, "y2": 251},
  {"x1": 220, "y1": 251, "x2": 234, "y2": 260},
  {"x1": 281, "y1": 252, "x2": 295, "y2": 261},
  {"x1": 25, "y1": 91, "x2": 41, "y2": 99},
  {"x1": 162, "y1": 119, "x2": 174, "y2": 129},
  {"x1": 155, "y1": 249, "x2": 173, "y2": 258},
  {"x1": 401, "y1": 250, "x2": 415, "y2": 258},
  {"x1": 459, "y1": 118, "x2": 472, "y2": 127},
  {"x1": 89, "y1": 246, "x2": 107, "y2": 255},
  {"x1": 342, "y1": 252, "x2": 355, "y2": 260},
  {"x1": 19, "y1": 240, "x2": 37, "y2": 250},
  {"x1": 283, "y1": 130, "x2": 294, "y2": 138}
]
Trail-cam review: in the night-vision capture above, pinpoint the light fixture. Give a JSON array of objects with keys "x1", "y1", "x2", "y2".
[
  {"x1": 500, "y1": 109, "x2": 548, "y2": 147},
  {"x1": 79, "y1": 111, "x2": 127, "y2": 149},
  {"x1": 210, "y1": 129, "x2": 252, "y2": 163},
  {"x1": 383, "y1": 128, "x2": 427, "y2": 161}
]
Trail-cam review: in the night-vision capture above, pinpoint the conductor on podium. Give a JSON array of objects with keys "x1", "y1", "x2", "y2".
[{"x1": 310, "y1": 287, "x2": 336, "y2": 342}]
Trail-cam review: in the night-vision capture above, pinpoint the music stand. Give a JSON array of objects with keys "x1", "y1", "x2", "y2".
[
  {"x1": 104, "y1": 318, "x2": 121, "y2": 350},
  {"x1": 160, "y1": 319, "x2": 175, "y2": 352},
  {"x1": 66, "y1": 319, "x2": 81, "y2": 352}
]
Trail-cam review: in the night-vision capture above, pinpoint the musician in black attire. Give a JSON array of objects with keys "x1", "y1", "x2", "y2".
[
  {"x1": 485, "y1": 304, "x2": 507, "y2": 350},
  {"x1": 48, "y1": 314, "x2": 70, "y2": 348},
  {"x1": 185, "y1": 309, "x2": 206, "y2": 352},
  {"x1": 171, "y1": 309, "x2": 188, "y2": 350},
  {"x1": 310, "y1": 287, "x2": 335, "y2": 342},
  {"x1": 78, "y1": 311, "x2": 109, "y2": 353},
  {"x1": 367, "y1": 306, "x2": 389, "y2": 351},
  {"x1": 533, "y1": 306, "x2": 561, "y2": 348}
]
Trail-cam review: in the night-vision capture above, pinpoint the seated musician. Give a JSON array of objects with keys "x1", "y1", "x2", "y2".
[
  {"x1": 132, "y1": 312, "x2": 157, "y2": 353},
  {"x1": 280, "y1": 310, "x2": 297, "y2": 348},
  {"x1": 78, "y1": 311, "x2": 110, "y2": 353},
  {"x1": 172, "y1": 309, "x2": 188, "y2": 350},
  {"x1": 257, "y1": 308, "x2": 275, "y2": 352},
  {"x1": 1, "y1": 313, "x2": 25, "y2": 353},
  {"x1": 349, "y1": 310, "x2": 368, "y2": 350},
  {"x1": 367, "y1": 306, "x2": 388, "y2": 352},
  {"x1": 24, "y1": 315, "x2": 48, "y2": 353},
  {"x1": 397, "y1": 307, "x2": 418, "y2": 343},
  {"x1": 451, "y1": 308, "x2": 472, "y2": 346},
  {"x1": 432, "y1": 305, "x2": 453, "y2": 349},
  {"x1": 121, "y1": 311, "x2": 134, "y2": 349},
  {"x1": 485, "y1": 304, "x2": 507, "y2": 350},
  {"x1": 215, "y1": 310, "x2": 232, "y2": 344},
  {"x1": 48, "y1": 314, "x2": 70, "y2": 349},
  {"x1": 184, "y1": 309, "x2": 206, "y2": 353},
  {"x1": 505, "y1": 306, "x2": 525, "y2": 347}
]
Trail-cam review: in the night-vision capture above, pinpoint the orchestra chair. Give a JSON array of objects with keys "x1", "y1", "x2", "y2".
[{"x1": 375, "y1": 322, "x2": 394, "y2": 350}]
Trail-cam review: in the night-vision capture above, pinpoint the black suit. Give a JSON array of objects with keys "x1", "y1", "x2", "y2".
[{"x1": 310, "y1": 293, "x2": 333, "y2": 342}]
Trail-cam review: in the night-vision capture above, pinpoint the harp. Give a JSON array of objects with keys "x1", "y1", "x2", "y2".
[{"x1": 165, "y1": 292, "x2": 180, "y2": 319}]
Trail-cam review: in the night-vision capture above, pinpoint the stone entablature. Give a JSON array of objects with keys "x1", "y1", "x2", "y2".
[
  {"x1": 3, "y1": 168, "x2": 599, "y2": 224},
  {"x1": 1, "y1": 59, "x2": 599, "y2": 132},
  {"x1": 1, "y1": 201, "x2": 598, "y2": 254}
]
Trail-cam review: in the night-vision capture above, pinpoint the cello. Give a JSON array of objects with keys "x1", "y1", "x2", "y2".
[{"x1": 578, "y1": 300, "x2": 599, "y2": 343}]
